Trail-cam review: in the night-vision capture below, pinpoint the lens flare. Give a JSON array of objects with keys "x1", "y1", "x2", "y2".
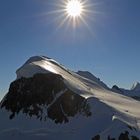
[{"x1": 43, "y1": 0, "x2": 99, "y2": 30}]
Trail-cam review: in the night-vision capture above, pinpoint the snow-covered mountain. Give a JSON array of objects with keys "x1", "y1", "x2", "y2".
[
  {"x1": 77, "y1": 71, "x2": 109, "y2": 89},
  {"x1": 131, "y1": 82, "x2": 140, "y2": 91},
  {"x1": 0, "y1": 56, "x2": 140, "y2": 140},
  {"x1": 112, "y1": 82, "x2": 140, "y2": 100}
]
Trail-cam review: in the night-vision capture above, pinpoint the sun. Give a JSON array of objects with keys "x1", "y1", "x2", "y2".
[
  {"x1": 66, "y1": 0, "x2": 83, "y2": 17},
  {"x1": 45, "y1": 0, "x2": 98, "y2": 29}
]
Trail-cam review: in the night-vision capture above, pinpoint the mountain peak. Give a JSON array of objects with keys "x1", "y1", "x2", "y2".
[
  {"x1": 77, "y1": 70, "x2": 109, "y2": 89},
  {"x1": 16, "y1": 56, "x2": 61, "y2": 79},
  {"x1": 131, "y1": 82, "x2": 140, "y2": 91},
  {"x1": 1, "y1": 55, "x2": 140, "y2": 139}
]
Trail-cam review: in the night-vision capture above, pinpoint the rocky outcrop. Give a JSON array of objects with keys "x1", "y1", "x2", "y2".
[
  {"x1": 112, "y1": 85, "x2": 124, "y2": 94},
  {"x1": 1, "y1": 73, "x2": 91, "y2": 123},
  {"x1": 91, "y1": 131, "x2": 139, "y2": 140}
]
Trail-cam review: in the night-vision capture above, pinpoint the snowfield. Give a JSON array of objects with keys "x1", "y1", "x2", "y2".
[{"x1": 0, "y1": 56, "x2": 140, "y2": 140}]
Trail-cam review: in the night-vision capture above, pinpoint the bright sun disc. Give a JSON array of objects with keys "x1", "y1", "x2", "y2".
[{"x1": 66, "y1": 0, "x2": 83, "y2": 17}]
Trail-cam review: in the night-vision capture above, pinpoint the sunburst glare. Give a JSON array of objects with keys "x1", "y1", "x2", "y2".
[{"x1": 44, "y1": 0, "x2": 100, "y2": 30}]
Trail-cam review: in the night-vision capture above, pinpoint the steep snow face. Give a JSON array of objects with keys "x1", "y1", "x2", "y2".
[
  {"x1": 77, "y1": 71, "x2": 109, "y2": 89},
  {"x1": 16, "y1": 56, "x2": 59, "y2": 79}
]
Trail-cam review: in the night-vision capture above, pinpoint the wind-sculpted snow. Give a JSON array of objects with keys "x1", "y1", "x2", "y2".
[{"x1": 0, "y1": 56, "x2": 140, "y2": 140}]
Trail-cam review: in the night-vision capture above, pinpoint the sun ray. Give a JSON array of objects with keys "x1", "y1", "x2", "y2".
[
  {"x1": 40, "y1": 0, "x2": 100, "y2": 34},
  {"x1": 79, "y1": 16, "x2": 95, "y2": 36},
  {"x1": 57, "y1": 15, "x2": 70, "y2": 29}
]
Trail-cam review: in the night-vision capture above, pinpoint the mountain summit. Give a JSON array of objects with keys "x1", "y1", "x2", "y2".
[
  {"x1": 0, "y1": 56, "x2": 140, "y2": 140},
  {"x1": 131, "y1": 82, "x2": 140, "y2": 91},
  {"x1": 77, "y1": 70, "x2": 109, "y2": 89}
]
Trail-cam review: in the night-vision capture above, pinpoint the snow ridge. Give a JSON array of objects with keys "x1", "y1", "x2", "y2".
[
  {"x1": 1, "y1": 55, "x2": 140, "y2": 140},
  {"x1": 15, "y1": 56, "x2": 140, "y2": 129}
]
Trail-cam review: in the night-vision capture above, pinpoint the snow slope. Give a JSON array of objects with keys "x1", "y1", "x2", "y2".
[
  {"x1": 0, "y1": 56, "x2": 140, "y2": 140},
  {"x1": 77, "y1": 70, "x2": 109, "y2": 89},
  {"x1": 16, "y1": 56, "x2": 140, "y2": 126}
]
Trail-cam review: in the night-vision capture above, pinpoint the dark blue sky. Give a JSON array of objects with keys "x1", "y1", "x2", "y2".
[{"x1": 0, "y1": 0, "x2": 140, "y2": 99}]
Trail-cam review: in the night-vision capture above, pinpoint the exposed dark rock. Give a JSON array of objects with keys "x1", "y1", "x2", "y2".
[
  {"x1": 91, "y1": 131, "x2": 139, "y2": 140},
  {"x1": 127, "y1": 125, "x2": 137, "y2": 131},
  {"x1": 112, "y1": 85, "x2": 124, "y2": 94},
  {"x1": 1, "y1": 73, "x2": 91, "y2": 123},
  {"x1": 108, "y1": 136, "x2": 115, "y2": 140},
  {"x1": 131, "y1": 136, "x2": 139, "y2": 140},
  {"x1": 92, "y1": 135, "x2": 100, "y2": 140},
  {"x1": 118, "y1": 131, "x2": 129, "y2": 140}
]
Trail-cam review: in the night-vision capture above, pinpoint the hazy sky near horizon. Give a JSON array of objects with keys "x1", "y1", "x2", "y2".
[{"x1": 0, "y1": 0, "x2": 140, "y2": 99}]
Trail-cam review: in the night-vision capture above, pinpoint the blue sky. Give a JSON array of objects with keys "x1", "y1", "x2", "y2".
[{"x1": 0, "y1": 0, "x2": 140, "y2": 99}]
